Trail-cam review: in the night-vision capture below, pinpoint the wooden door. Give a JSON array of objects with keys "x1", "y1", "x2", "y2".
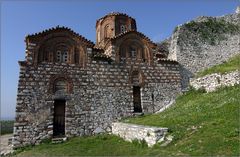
[
  {"x1": 133, "y1": 86, "x2": 142, "y2": 112},
  {"x1": 53, "y1": 100, "x2": 65, "y2": 137}
]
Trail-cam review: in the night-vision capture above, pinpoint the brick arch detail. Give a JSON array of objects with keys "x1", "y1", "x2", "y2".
[
  {"x1": 33, "y1": 34, "x2": 88, "y2": 66},
  {"x1": 129, "y1": 68, "x2": 145, "y2": 87},
  {"x1": 49, "y1": 75, "x2": 73, "y2": 94}
]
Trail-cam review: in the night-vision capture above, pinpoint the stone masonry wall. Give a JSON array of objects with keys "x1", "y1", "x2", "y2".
[
  {"x1": 14, "y1": 52, "x2": 181, "y2": 148},
  {"x1": 190, "y1": 70, "x2": 240, "y2": 92},
  {"x1": 167, "y1": 12, "x2": 240, "y2": 89},
  {"x1": 112, "y1": 122, "x2": 168, "y2": 147}
]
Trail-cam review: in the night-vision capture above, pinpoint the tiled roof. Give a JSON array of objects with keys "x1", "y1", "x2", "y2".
[
  {"x1": 157, "y1": 58, "x2": 178, "y2": 64},
  {"x1": 110, "y1": 30, "x2": 157, "y2": 46},
  {"x1": 96, "y1": 12, "x2": 135, "y2": 24},
  {"x1": 25, "y1": 25, "x2": 94, "y2": 46}
]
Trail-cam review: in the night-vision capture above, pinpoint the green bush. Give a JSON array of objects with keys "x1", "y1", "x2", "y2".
[
  {"x1": 1, "y1": 120, "x2": 14, "y2": 135},
  {"x1": 178, "y1": 18, "x2": 239, "y2": 45}
]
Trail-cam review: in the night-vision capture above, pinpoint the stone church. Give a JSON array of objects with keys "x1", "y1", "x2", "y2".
[{"x1": 14, "y1": 12, "x2": 181, "y2": 147}]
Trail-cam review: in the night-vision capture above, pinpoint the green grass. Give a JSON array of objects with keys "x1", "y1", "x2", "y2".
[
  {"x1": 14, "y1": 134, "x2": 149, "y2": 156},
  {"x1": 196, "y1": 54, "x2": 240, "y2": 77},
  {"x1": 14, "y1": 85, "x2": 240, "y2": 156},
  {"x1": 124, "y1": 85, "x2": 240, "y2": 156},
  {"x1": 1, "y1": 120, "x2": 14, "y2": 135}
]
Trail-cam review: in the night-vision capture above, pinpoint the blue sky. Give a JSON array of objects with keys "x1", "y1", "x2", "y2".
[{"x1": 1, "y1": 0, "x2": 239, "y2": 119}]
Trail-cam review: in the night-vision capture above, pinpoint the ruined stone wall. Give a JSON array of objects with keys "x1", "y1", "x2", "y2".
[
  {"x1": 14, "y1": 54, "x2": 181, "y2": 148},
  {"x1": 166, "y1": 12, "x2": 240, "y2": 89},
  {"x1": 190, "y1": 70, "x2": 240, "y2": 92},
  {"x1": 112, "y1": 122, "x2": 168, "y2": 147}
]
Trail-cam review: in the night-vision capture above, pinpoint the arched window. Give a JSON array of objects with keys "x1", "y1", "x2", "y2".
[
  {"x1": 118, "y1": 40, "x2": 149, "y2": 63},
  {"x1": 120, "y1": 25, "x2": 127, "y2": 33},
  {"x1": 104, "y1": 24, "x2": 111, "y2": 38},
  {"x1": 54, "y1": 80, "x2": 67, "y2": 93},
  {"x1": 74, "y1": 48, "x2": 80, "y2": 64},
  {"x1": 129, "y1": 46, "x2": 137, "y2": 58},
  {"x1": 56, "y1": 50, "x2": 68, "y2": 63}
]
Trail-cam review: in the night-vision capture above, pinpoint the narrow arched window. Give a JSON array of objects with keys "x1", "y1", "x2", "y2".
[
  {"x1": 74, "y1": 48, "x2": 80, "y2": 64},
  {"x1": 104, "y1": 25, "x2": 111, "y2": 38},
  {"x1": 56, "y1": 50, "x2": 68, "y2": 63},
  {"x1": 120, "y1": 25, "x2": 127, "y2": 33},
  {"x1": 142, "y1": 50, "x2": 147, "y2": 62},
  {"x1": 130, "y1": 46, "x2": 137, "y2": 58}
]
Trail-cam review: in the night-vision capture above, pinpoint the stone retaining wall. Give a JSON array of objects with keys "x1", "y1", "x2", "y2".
[
  {"x1": 112, "y1": 122, "x2": 168, "y2": 147},
  {"x1": 190, "y1": 70, "x2": 240, "y2": 92}
]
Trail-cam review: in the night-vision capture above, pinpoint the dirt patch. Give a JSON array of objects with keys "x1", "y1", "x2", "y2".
[{"x1": 0, "y1": 134, "x2": 14, "y2": 156}]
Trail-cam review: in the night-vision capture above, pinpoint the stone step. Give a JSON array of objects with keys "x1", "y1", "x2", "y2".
[
  {"x1": 132, "y1": 112, "x2": 144, "y2": 116},
  {"x1": 51, "y1": 137, "x2": 67, "y2": 144}
]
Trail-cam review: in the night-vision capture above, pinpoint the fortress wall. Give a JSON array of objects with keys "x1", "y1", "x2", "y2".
[{"x1": 167, "y1": 13, "x2": 240, "y2": 89}]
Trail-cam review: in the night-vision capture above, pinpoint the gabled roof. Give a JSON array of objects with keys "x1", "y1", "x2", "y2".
[
  {"x1": 96, "y1": 12, "x2": 135, "y2": 25},
  {"x1": 25, "y1": 26, "x2": 94, "y2": 46},
  {"x1": 110, "y1": 30, "x2": 157, "y2": 47}
]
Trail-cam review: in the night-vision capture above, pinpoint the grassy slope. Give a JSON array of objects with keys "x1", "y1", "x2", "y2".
[
  {"x1": 15, "y1": 85, "x2": 240, "y2": 156},
  {"x1": 125, "y1": 85, "x2": 240, "y2": 156},
  {"x1": 196, "y1": 54, "x2": 240, "y2": 77}
]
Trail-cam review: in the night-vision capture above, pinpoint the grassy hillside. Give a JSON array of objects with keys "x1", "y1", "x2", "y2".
[
  {"x1": 196, "y1": 54, "x2": 240, "y2": 77},
  {"x1": 1, "y1": 120, "x2": 14, "y2": 135},
  {"x1": 125, "y1": 85, "x2": 240, "y2": 156},
  {"x1": 14, "y1": 85, "x2": 240, "y2": 156}
]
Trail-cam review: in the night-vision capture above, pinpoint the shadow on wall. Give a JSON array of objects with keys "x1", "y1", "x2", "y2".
[{"x1": 179, "y1": 65, "x2": 194, "y2": 90}]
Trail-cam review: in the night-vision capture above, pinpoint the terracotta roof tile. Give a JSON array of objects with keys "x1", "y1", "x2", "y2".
[
  {"x1": 25, "y1": 26, "x2": 94, "y2": 46},
  {"x1": 110, "y1": 30, "x2": 157, "y2": 46},
  {"x1": 157, "y1": 58, "x2": 178, "y2": 64},
  {"x1": 96, "y1": 12, "x2": 135, "y2": 25}
]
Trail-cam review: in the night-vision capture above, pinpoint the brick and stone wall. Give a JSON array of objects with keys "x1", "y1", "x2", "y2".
[
  {"x1": 13, "y1": 48, "x2": 181, "y2": 148},
  {"x1": 190, "y1": 70, "x2": 240, "y2": 92},
  {"x1": 112, "y1": 122, "x2": 168, "y2": 147}
]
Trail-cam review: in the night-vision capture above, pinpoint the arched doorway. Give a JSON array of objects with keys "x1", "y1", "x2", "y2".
[
  {"x1": 53, "y1": 99, "x2": 66, "y2": 137},
  {"x1": 131, "y1": 70, "x2": 144, "y2": 113},
  {"x1": 133, "y1": 86, "x2": 142, "y2": 112}
]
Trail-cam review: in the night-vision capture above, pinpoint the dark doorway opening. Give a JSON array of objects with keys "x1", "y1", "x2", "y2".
[
  {"x1": 53, "y1": 100, "x2": 65, "y2": 137},
  {"x1": 133, "y1": 86, "x2": 142, "y2": 113}
]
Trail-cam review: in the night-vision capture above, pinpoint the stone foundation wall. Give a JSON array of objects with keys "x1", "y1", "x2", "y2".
[
  {"x1": 112, "y1": 122, "x2": 168, "y2": 147},
  {"x1": 190, "y1": 70, "x2": 240, "y2": 92},
  {"x1": 14, "y1": 58, "x2": 181, "y2": 148}
]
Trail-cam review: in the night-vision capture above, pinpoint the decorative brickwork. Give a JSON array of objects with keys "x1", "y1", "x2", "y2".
[{"x1": 13, "y1": 13, "x2": 181, "y2": 148}]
